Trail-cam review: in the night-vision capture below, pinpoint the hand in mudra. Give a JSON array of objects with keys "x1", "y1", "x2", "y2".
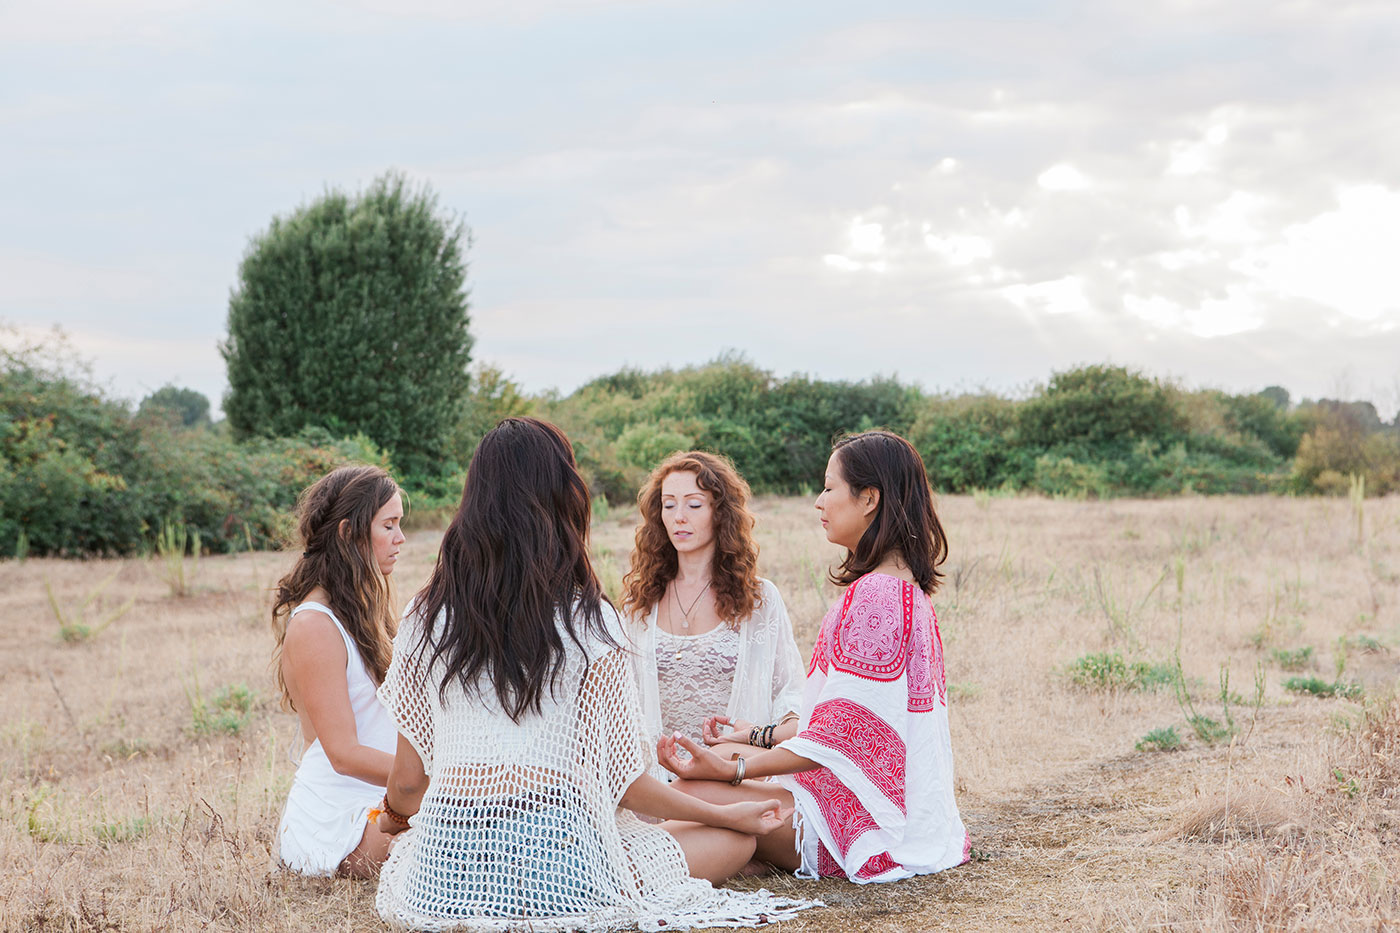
[
  {"x1": 702, "y1": 715, "x2": 755, "y2": 746},
  {"x1": 723, "y1": 799, "x2": 792, "y2": 836},
  {"x1": 657, "y1": 733, "x2": 739, "y2": 782}
]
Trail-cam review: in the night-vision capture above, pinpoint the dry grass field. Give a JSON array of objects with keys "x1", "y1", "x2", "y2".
[{"x1": 3, "y1": 493, "x2": 1399, "y2": 931}]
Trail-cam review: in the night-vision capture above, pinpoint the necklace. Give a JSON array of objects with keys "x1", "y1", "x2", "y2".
[{"x1": 671, "y1": 578, "x2": 712, "y2": 632}]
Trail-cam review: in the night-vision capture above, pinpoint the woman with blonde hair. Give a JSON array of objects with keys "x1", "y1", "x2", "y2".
[
  {"x1": 622, "y1": 450, "x2": 805, "y2": 776},
  {"x1": 271, "y1": 463, "x2": 406, "y2": 878}
]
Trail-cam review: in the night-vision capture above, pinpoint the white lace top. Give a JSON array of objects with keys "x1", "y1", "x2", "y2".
[
  {"x1": 655, "y1": 624, "x2": 740, "y2": 739},
  {"x1": 628, "y1": 579, "x2": 806, "y2": 783},
  {"x1": 375, "y1": 601, "x2": 815, "y2": 931}
]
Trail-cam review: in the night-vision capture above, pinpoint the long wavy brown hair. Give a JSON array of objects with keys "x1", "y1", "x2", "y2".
[
  {"x1": 621, "y1": 450, "x2": 762, "y2": 628},
  {"x1": 409, "y1": 417, "x2": 612, "y2": 723},
  {"x1": 827, "y1": 430, "x2": 948, "y2": 596},
  {"x1": 271, "y1": 464, "x2": 402, "y2": 710}
]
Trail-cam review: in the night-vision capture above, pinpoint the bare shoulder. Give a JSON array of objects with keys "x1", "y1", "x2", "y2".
[{"x1": 283, "y1": 609, "x2": 348, "y2": 666}]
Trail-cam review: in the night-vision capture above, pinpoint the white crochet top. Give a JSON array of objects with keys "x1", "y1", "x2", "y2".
[{"x1": 375, "y1": 600, "x2": 815, "y2": 931}]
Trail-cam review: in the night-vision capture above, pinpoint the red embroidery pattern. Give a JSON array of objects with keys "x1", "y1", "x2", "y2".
[
  {"x1": 907, "y1": 594, "x2": 947, "y2": 712},
  {"x1": 831, "y1": 575, "x2": 910, "y2": 681},
  {"x1": 794, "y1": 766, "x2": 876, "y2": 860},
  {"x1": 805, "y1": 698, "x2": 906, "y2": 812},
  {"x1": 856, "y1": 851, "x2": 900, "y2": 880},
  {"x1": 816, "y1": 839, "x2": 842, "y2": 878},
  {"x1": 808, "y1": 597, "x2": 845, "y2": 676}
]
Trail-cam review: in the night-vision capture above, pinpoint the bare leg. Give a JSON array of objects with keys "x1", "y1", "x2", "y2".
[
  {"x1": 337, "y1": 819, "x2": 393, "y2": 879},
  {"x1": 660, "y1": 822, "x2": 758, "y2": 885},
  {"x1": 671, "y1": 779, "x2": 800, "y2": 872}
]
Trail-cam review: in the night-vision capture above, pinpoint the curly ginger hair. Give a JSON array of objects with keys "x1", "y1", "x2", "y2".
[{"x1": 621, "y1": 451, "x2": 762, "y2": 628}]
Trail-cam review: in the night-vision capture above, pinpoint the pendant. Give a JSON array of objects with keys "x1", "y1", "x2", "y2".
[{"x1": 674, "y1": 651, "x2": 683, "y2": 661}]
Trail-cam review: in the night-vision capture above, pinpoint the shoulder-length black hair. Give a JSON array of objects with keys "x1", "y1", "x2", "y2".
[
  {"x1": 410, "y1": 417, "x2": 611, "y2": 722},
  {"x1": 828, "y1": 430, "x2": 948, "y2": 596}
]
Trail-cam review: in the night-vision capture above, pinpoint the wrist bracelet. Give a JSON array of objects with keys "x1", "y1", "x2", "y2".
[
  {"x1": 380, "y1": 794, "x2": 411, "y2": 827},
  {"x1": 749, "y1": 725, "x2": 761, "y2": 746},
  {"x1": 730, "y1": 755, "x2": 747, "y2": 785}
]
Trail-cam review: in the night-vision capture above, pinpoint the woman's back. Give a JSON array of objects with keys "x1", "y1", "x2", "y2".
[{"x1": 377, "y1": 601, "x2": 772, "y2": 929}]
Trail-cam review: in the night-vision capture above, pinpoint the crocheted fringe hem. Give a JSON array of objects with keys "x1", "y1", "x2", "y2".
[
  {"x1": 637, "y1": 890, "x2": 823, "y2": 931},
  {"x1": 379, "y1": 890, "x2": 822, "y2": 932}
]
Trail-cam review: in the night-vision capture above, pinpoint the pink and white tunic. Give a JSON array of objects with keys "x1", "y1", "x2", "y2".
[{"x1": 775, "y1": 572, "x2": 969, "y2": 883}]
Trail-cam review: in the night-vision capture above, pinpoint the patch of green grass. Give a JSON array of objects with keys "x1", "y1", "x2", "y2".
[
  {"x1": 1270, "y1": 645, "x2": 1314, "y2": 671},
  {"x1": 189, "y1": 683, "x2": 257, "y2": 736},
  {"x1": 94, "y1": 815, "x2": 151, "y2": 845},
  {"x1": 1135, "y1": 726, "x2": 1183, "y2": 752},
  {"x1": 1065, "y1": 652, "x2": 1173, "y2": 691},
  {"x1": 1348, "y1": 635, "x2": 1387, "y2": 654},
  {"x1": 948, "y1": 682, "x2": 982, "y2": 701},
  {"x1": 1186, "y1": 713, "x2": 1233, "y2": 743},
  {"x1": 1283, "y1": 676, "x2": 1363, "y2": 700}
]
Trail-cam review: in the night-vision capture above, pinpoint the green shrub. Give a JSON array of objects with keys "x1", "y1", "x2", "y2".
[
  {"x1": 1065, "y1": 652, "x2": 1172, "y2": 691},
  {"x1": 1283, "y1": 676, "x2": 1363, "y2": 700},
  {"x1": 1271, "y1": 646, "x2": 1314, "y2": 671},
  {"x1": 1135, "y1": 726, "x2": 1183, "y2": 752}
]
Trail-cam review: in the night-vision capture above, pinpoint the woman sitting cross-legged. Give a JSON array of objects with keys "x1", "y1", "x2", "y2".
[
  {"x1": 621, "y1": 451, "x2": 806, "y2": 779},
  {"x1": 372, "y1": 417, "x2": 818, "y2": 930},
  {"x1": 272, "y1": 464, "x2": 407, "y2": 878},
  {"x1": 658, "y1": 430, "x2": 970, "y2": 883}
]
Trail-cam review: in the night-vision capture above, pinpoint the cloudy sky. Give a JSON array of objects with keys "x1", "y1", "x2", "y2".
[{"x1": 2, "y1": 0, "x2": 1398, "y2": 416}]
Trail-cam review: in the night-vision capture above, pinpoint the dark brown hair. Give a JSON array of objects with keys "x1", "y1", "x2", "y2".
[
  {"x1": 621, "y1": 450, "x2": 762, "y2": 628},
  {"x1": 271, "y1": 464, "x2": 402, "y2": 710},
  {"x1": 828, "y1": 430, "x2": 948, "y2": 596},
  {"x1": 409, "y1": 417, "x2": 611, "y2": 723}
]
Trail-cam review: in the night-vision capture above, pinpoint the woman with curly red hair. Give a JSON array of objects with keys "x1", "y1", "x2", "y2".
[{"x1": 622, "y1": 451, "x2": 805, "y2": 778}]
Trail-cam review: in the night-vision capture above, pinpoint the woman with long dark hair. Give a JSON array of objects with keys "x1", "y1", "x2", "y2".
[
  {"x1": 622, "y1": 451, "x2": 805, "y2": 776},
  {"x1": 272, "y1": 464, "x2": 406, "y2": 877},
  {"x1": 373, "y1": 418, "x2": 815, "y2": 929},
  {"x1": 657, "y1": 430, "x2": 970, "y2": 883}
]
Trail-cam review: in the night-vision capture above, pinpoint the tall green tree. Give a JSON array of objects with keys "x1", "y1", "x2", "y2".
[{"x1": 221, "y1": 173, "x2": 473, "y2": 478}]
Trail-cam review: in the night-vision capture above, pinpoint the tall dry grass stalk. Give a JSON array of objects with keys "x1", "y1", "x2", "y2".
[{"x1": 1, "y1": 495, "x2": 1397, "y2": 931}]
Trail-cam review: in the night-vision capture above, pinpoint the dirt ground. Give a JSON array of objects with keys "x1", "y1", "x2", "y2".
[{"x1": 2, "y1": 493, "x2": 1398, "y2": 931}]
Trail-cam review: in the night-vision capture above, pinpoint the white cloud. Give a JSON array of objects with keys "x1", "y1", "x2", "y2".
[
  {"x1": 1235, "y1": 184, "x2": 1400, "y2": 322},
  {"x1": 999, "y1": 276, "x2": 1091, "y2": 316},
  {"x1": 1036, "y1": 163, "x2": 1092, "y2": 191}
]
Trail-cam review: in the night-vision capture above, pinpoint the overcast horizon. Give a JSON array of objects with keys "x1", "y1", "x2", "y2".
[{"x1": 3, "y1": 0, "x2": 1398, "y2": 419}]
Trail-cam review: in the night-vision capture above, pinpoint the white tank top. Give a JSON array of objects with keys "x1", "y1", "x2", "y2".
[{"x1": 288, "y1": 601, "x2": 398, "y2": 786}]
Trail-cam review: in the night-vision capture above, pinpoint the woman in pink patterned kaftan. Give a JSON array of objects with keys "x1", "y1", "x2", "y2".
[{"x1": 657, "y1": 430, "x2": 970, "y2": 883}]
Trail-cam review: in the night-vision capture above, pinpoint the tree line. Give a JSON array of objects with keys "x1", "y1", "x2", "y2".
[{"x1": 3, "y1": 172, "x2": 1395, "y2": 557}]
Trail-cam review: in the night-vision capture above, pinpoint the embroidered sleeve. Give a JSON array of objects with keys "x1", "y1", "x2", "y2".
[{"x1": 830, "y1": 575, "x2": 912, "y2": 682}]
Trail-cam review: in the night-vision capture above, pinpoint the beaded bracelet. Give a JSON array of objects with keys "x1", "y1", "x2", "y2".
[{"x1": 379, "y1": 795, "x2": 412, "y2": 827}]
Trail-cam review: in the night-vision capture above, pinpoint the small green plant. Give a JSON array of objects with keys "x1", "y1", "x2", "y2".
[
  {"x1": 1135, "y1": 726, "x2": 1183, "y2": 752},
  {"x1": 590, "y1": 494, "x2": 612, "y2": 522},
  {"x1": 94, "y1": 815, "x2": 151, "y2": 845},
  {"x1": 1271, "y1": 645, "x2": 1314, "y2": 671},
  {"x1": 1065, "y1": 652, "x2": 1173, "y2": 691},
  {"x1": 1186, "y1": 713, "x2": 1233, "y2": 743},
  {"x1": 1333, "y1": 768, "x2": 1360, "y2": 798},
  {"x1": 188, "y1": 680, "x2": 257, "y2": 736},
  {"x1": 156, "y1": 520, "x2": 201, "y2": 597},
  {"x1": 948, "y1": 681, "x2": 982, "y2": 701},
  {"x1": 45, "y1": 571, "x2": 135, "y2": 644},
  {"x1": 1284, "y1": 676, "x2": 1363, "y2": 700},
  {"x1": 1349, "y1": 634, "x2": 1386, "y2": 654},
  {"x1": 14, "y1": 528, "x2": 29, "y2": 561}
]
